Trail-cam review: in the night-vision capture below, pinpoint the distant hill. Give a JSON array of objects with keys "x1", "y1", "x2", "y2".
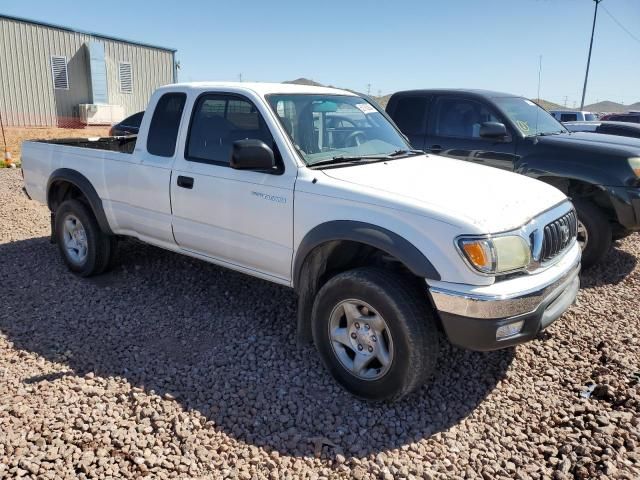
[
  {"x1": 372, "y1": 94, "x2": 392, "y2": 109},
  {"x1": 532, "y1": 99, "x2": 566, "y2": 111},
  {"x1": 584, "y1": 101, "x2": 625, "y2": 113},
  {"x1": 283, "y1": 77, "x2": 325, "y2": 87}
]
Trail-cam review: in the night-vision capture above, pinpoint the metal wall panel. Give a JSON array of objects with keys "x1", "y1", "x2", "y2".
[
  {"x1": 0, "y1": 16, "x2": 175, "y2": 126},
  {"x1": 87, "y1": 41, "x2": 108, "y2": 104},
  {"x1": 103, "y1": 42, "x2": 174, "y2": 117}
]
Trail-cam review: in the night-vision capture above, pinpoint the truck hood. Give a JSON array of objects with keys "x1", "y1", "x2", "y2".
[
  {"x1": 536, "y1": 131, "x2": 640, "y2": 154},
  {"x1": 320, "y1": 154, "x2": 567, "y2": 232}
]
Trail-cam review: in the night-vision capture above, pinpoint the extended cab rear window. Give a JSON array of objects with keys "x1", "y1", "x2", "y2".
[{"x1": 146, "y1": 93, "x2": 187, "y2": 157}]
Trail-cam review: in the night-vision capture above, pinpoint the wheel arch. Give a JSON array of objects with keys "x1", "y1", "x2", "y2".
[
  {"x1": 293, "y1": 221, "x2": 440, "y2": 344},
  {"x1": 47, "y1": 168, "x2": 113, "y2": 235},
  {"x1": 537, "y1": 175, "x2": 617, "y2": 221}
]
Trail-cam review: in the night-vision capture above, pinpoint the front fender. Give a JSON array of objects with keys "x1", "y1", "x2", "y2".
[{"x1": 292, "y1": 220, "x2": 441, "y2": 289}]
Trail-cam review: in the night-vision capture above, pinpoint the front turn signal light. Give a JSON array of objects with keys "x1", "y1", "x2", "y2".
[
  {"x1": 458, "y1": 235, "x2": 531, "y2": 275},
  {"x1": 458, "y1": 238, "x2": 495, "y2": 274}
]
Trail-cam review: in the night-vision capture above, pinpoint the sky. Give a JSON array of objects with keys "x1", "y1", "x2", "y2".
[{"x1": 2, "y1": 0, "x2": 639, "y2": 107}]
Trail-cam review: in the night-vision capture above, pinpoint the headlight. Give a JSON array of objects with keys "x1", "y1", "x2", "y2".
[
  {"x1": 458, "y1": 235, "x2": 531, "y2": 275},
  {"x1": 629, "y1": 157, "x2": 640, "y2": 177}
]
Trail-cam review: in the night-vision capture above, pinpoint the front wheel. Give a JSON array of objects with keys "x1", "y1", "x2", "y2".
[
  {"x1": 574, "y1": 199, "x2": 612, "y2": 268},
  {"x1": 311, "y1": 267, "x2": 439, "y2": 401}
]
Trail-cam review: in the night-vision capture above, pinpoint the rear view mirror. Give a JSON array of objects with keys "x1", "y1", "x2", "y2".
[
  {"x1": 231, "y1": 139, "x2": 275, "y2": 171},
  {"x1": 479, "y1": 122, "x2": 508, "y2": 139},
  {"x1": 312, "y1": 101, "x2": 338, "y2": 113}
]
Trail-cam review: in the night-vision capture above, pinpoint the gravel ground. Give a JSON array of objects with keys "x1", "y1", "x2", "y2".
[{"x1": 1, "y1": 168, "x2": 639, "y2": 479}]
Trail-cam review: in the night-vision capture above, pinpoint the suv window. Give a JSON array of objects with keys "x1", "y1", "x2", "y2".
[
  {"x1": 392, "y1": 96, "x2": 428, "y2": 135},
  {"x1": 186, "y1": 94, "x2": 275, "y2": 165},
  {"x1": 560, "y1": 113, "x2": 578, "y2": 122},
  {"x1": 433, "y1": 97, "x2": 500, "y2": 139},
  {"x1": 146, "y1": 93, "x2": 186, "y2": 157}
]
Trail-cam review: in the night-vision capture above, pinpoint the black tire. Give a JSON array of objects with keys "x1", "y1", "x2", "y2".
[
  {"x1": 574, "y1": 198, "x2": 612, "y2": 268},
  {"x1": 311, "y1": 267, "x2": 439, "y2": 401},
  {"x1": 54, "y1": 199, "x2": 115, "y2": 277}
]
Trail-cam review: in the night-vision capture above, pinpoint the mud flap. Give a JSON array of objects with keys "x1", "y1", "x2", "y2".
[{"x1": 50, "y1": 212, "x2": 57, "y2": 244}]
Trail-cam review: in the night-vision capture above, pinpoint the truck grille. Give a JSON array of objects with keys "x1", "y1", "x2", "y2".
[{"x1": 540, "y1": 210, "x2": 577, "y2": 262}]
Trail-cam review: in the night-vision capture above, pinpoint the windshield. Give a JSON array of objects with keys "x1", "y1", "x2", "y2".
[
  {"x1": 267, "y1": 94, "x2": 411, "y2": 165},
  {"x1": 494, "y1": 97, "x2": 567, "y2": 137},
  {"x1": 584, "y1": 113, "x2": 598, "y2": 121}
]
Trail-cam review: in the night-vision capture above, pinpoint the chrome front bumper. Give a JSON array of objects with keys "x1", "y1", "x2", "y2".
[
  {"x1": 429, "y1": 251, "x2": 581, "y2": 351},
  {"x1": 430, "y1": 260, "x2": 581, "y2": 320}
]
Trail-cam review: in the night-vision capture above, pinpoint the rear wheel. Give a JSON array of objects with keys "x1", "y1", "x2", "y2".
[
  {"x1": 55, "y1": 199, "x2": 116, "y2": 276},
  {"x1": 311, "y1": 267, "x2": 439, "y2": 401},
  {"x1": 574, "y1": 198, "x2": 611, "y2": 268}
]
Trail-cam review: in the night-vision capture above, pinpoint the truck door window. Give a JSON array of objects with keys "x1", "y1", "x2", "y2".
[
  {"x1": 186, "y1": 94, "x2": 275, "y2": 165},
  {"x1": 392, "y1": 97, "x2": 428, "y2": 135},
  {"x1": 146, "y1": 93, "x2": 187, "y2": 157},
  {"x1": 433, "y1": 98, "x2": 499, "y2": 139},
  {"x1": 560, "y1": 113, "x2": 578, "y2": 122}
]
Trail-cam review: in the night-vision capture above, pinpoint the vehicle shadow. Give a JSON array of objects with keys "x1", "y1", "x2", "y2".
[
  {"x1": 579, "y1": 241, "x2": 637, "y2": 290},
  {"x1": 0, "y1": 236, "x2": 514, "y2": 458}
]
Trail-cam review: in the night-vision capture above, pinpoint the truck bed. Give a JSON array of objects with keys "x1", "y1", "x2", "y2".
[{"x1": 33, "y1": 135, "x2": 137, "y2": 154}]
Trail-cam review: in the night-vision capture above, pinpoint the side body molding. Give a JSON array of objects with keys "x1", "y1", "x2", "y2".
[
  {"x1": 293, "y1": 220, "x2": 441, "y2": 289},
  {"x1": 47, "y1": 168, "x2": 113, "y2": 235}
]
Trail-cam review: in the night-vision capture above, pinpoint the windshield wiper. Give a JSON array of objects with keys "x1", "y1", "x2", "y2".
[
  {"x1": 534, "y1": 131, "x2": 566, "y2": 137},
  {"x1": 308, "y1": 150, "x2": 424, "y2": 169},
  {"x1": 308, "y1": 155, "x2": 386, "y2": 169},
  {"x1": 387, "y1": 149, "x2": 424, "y2": 157}
]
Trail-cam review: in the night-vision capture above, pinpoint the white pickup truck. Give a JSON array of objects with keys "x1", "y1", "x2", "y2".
[{"x1": 22, "y1": 82, "x2": 581, "y2": 401}]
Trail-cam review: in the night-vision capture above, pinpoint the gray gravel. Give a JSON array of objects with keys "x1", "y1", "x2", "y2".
[{"x1": 1, "y1": 168, "x2": 639, "y2": 479}]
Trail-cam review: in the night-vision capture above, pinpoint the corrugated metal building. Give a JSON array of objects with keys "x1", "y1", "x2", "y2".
[{"x1": 0, "y1": 14, "x2": 177, "y2": 126}]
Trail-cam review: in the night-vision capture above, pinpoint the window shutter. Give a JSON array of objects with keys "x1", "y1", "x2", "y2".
[
  {"x1": 119, "y1": 62, "x2": 133, "y2": 93},
  {"x1": 51, "y1": 56, "x2": 69, "y2": 90}
]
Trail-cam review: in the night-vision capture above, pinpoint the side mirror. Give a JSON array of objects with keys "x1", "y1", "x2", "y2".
[
  {"x1": 231, "y1": 139, "x2": 275, "y2": 171},
  {"x1": 479, "y1": 122, "x2": 508, "y2": 139}
]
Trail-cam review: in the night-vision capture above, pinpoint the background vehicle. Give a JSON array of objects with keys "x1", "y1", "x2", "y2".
[
  {"x1": 386, "y1": 89, "x2": 640, "y2": 267},
  {"x1": 22, "y1": 82, "x2": 580, "y2": 401},
  {"x1": 549, "y1": 110, "x2": 598, "y2": 122},
  {"x1": 108, "y1": 111, "x2": 144, "y2": 136},
  {"x1": 600, "y1": 112, "x2": 640, "y2": 124},
  {"x1": 564, "y1": 121, "x2": 640, "y2": 139}
]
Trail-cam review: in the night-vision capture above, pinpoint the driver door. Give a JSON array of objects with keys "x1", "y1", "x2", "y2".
[
  {"x1": 425, "y1": 95, "x2": 517, "y2": 171},
  {"x1": 170, "y1": 92, "x2": 296, "y2": 283}
]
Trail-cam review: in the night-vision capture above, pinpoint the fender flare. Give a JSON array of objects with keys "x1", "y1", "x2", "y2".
[
  {"x1": 47, "y1": 168, "x2": 113, "y2": 235},
  {"x1": 293, "y1": 220, "x2": 441, "y2": 289}
]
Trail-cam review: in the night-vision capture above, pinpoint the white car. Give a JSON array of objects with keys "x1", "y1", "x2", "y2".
[
  {"x1": 21, "y1": 82, "x2": 581, "y2": 400},
  {"x1": 549, "y1": 110, "x2": 597, "y2": 122}
]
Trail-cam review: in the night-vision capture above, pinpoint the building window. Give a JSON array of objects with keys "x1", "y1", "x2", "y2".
[
  {"x1": 51, "y1": 56, "x2": 69, "y2": 90},
  {"x1": 119, "y1": 62, "x2": 133, "y2": 93}
]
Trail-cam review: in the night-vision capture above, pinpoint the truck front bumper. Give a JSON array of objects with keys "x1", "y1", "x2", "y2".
[
  {"x1": 429, "y1": 244, "x2": 581, "y2": 351},
  {"x1": 608, "y1": 186, "x2": 640, "y2": 230}
]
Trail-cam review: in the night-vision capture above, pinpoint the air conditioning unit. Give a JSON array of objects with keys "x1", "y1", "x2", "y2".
[{"x1": 78, "y1": 104, "x2": 125, "y2": 125}]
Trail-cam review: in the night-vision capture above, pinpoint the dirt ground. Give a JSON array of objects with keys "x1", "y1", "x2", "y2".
[
  {"x1": 1, "y1": 126, "x2": 111, "y2": 167},
  {"x1": 1, "y1": 167, "x2": 639, "y2": 479}
]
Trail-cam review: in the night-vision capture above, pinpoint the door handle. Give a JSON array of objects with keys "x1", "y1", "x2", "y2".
[
  {"x1": 429, "y1": 145, "x2": 443, "y2": 154},
  {"x1": 177, "y1": 176, "x2": 194, "y2": 189}
]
